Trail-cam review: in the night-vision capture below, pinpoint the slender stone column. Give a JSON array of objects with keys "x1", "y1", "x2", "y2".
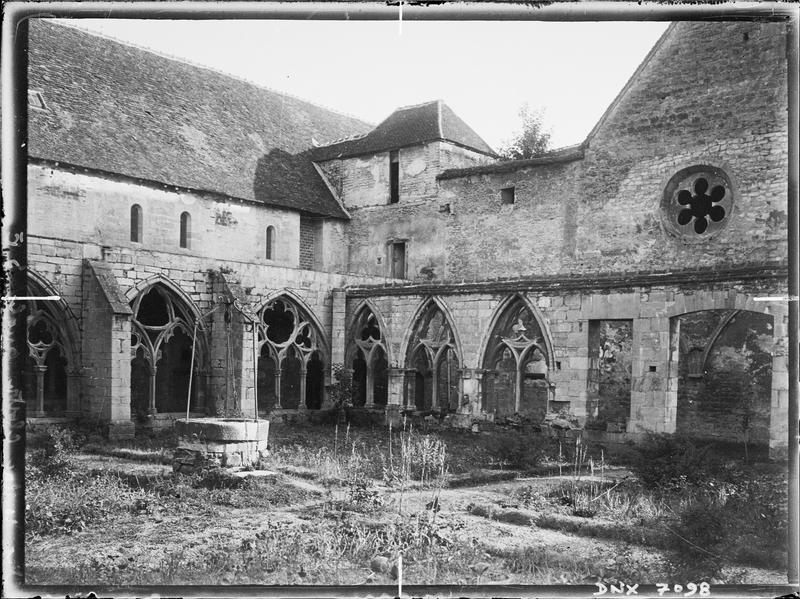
[
  {"x1": 34, "y1": 364, "x2": 47, "y2": 414},
  {"x1": 514, "y1": 366, "x2": 523, "y2": 414},
  {"x1": 148, "y1": 369, "x2": 157, "y2": 415},
  {"x1": 365, "y1": 361, "x2": 375, "y2": 407},
  {"x1": 298, "y1": 366, "x2": 307, "y2": 410},
  {"x1": 274, "y1": 370, "x2": 282, "y2": 409}
]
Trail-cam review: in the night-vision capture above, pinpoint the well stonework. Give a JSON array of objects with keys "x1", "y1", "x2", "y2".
[{"x1": 173, "y1": 418, "x2": 270, "y2": 472}]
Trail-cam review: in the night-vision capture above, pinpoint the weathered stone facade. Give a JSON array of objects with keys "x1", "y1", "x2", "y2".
[{"x1": 19, "y1": 20, "x2": 791, "y2": 457}]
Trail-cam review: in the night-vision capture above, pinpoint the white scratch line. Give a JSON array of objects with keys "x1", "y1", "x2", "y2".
[
  {"x1": 397, "y1": 553, "x2": 402, "y2": 598},
  {"x1": 753, "y1": 296, "x2": 798, "y2": 302},
  {"x1": 2, "y1": 296, "x2": 62, "y2": 301},
  {"x1": 398, "y1": 0, "x2": 403, "y2": 36}
]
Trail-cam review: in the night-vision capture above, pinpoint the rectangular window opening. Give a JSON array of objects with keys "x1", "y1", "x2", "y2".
[
  {"x1": 389, "y1": 241, "x2": 406, "y2": 279},
  {"x1": 501, "y1": 186, "x2": 516, "y2": 205},
  {"x1": 389, "y1": 150, "x2": 399, "y2": 204}
]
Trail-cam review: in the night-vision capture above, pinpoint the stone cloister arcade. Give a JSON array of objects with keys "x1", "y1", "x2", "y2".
[
  {"x1": 256, "y1": 296, "x2": 327, "y2": 413},
  {"x1": 20, "y1": 263, "x2": 788, "y2": 452},
  {"x1": 129, "y1": 282, "x2": 208, "y2": 419},
  {"x1": 22, "y1": 274, "x2": 80, "y2": 417}
]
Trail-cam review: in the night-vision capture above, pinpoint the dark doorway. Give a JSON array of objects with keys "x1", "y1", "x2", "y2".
[
  {"x1": 352, "y1": 353, "x2": 367, "y2": 407},
  {"x1": 306, "y1": 351, "x2": 324, "y2": 409}
]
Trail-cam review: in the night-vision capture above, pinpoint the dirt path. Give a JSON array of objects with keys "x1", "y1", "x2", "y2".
[{"x1": 26, "y1": 457, "x2": 785, "y2": 586}]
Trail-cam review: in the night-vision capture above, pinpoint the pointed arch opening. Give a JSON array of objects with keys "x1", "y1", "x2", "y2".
[
  {"x1": 403, "y1": 299, "x2": 460, "y2": 412},
  {"x1": 480, "y1": 295, "x2": 550, "y2": 420},
  {"x1": 255, "y1": 297, "x2": 327, "y2": 412},
  {"x1": 23, "y1": 276, "x2": 78, "y2": 416},
  {"x1": 130, "y1": 283, "x2": 206, "y2": 418},
  {"x1": 347, "y1": 305, "x2": 389, "y2": 408}
]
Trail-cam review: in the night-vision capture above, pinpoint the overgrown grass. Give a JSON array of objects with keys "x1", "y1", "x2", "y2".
[{"x1": 25, "y1": 422, "x2": 787, "y2": 585}]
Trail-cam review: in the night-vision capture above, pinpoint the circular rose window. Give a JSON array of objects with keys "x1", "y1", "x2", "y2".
[{"x1": 662, "y1": 165, "x2": 733, "y2": 241}]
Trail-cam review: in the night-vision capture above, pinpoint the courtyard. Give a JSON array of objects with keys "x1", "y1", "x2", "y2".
[{"x1": 25, "y1": 417, "x2": 787, "y2": 587}]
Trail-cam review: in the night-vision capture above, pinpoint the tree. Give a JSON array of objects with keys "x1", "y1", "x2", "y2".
[{"x1": 498, "y1": 103, "x2": 552, "y2": 160}]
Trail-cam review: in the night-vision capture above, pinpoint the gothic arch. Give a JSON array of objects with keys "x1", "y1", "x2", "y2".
[
  {"x1": 477, "y1": 293, "x2": 555, "y2": 371},
  {"x1": 254, "y1": 293, "x2": 328, "y2": 411},
  {"x1": 126, "y1": 274, "x2": 207, "y2": 331},
  {"x1": 402, "y1": 296, "x2": 462, "y2": 411},
  {"x1": 25, "y1": 270, "x2": 80, "y2": 368},
  {"x1": 347, "y1": 299, "x2": 392, "y2": 364},
  {"x1": 346, "y1": 301, "x2": 390, "y2": 407},
  {"x1": 479, "y1": 293, "x2": 553, "y2": 419},
  {"x1": 129, "y1": 281, "x2": 209, "y2": 417},
  {"x1": 399, "y1": 296, "x2": 463, "y2": 368},
  {"x1": 22, "y1": 272, "x2": 80, "y2": 415},
  {"x1": 255, "y1": 289, "x2": 330, "y2": 356}
]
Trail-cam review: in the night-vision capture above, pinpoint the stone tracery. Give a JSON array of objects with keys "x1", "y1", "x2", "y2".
[
  {"x1": 481, "y1": 296, "x2": 550, "y2": 419},
  {"x1": 24, "y1": 294, "x2": 72, "y2": 415},
  {"x1": 130, "y1": 284, "x2": 204, "y2": 416},
  {"x1": 256, "y1": 298, "x2": 325, "y2": 410},
  {"x1": 404, "y1": 300, "x2": 460, "y2": 411},
  {"x1": 349, "y1": 306, "x2": 388, "y2": 407}
]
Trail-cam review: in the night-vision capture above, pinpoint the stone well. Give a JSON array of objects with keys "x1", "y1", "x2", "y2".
[{"x1": 173, "y1": 418, "x2": 270, "y2": 473}]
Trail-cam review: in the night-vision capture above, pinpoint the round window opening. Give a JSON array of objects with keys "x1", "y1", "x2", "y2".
[{"x1": 662, "y1": 165, "x2": 733, "y2": 241}]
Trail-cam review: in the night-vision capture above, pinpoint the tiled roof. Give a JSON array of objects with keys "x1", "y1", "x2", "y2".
[
  {"x1": 27, "y1": 20, "x2": 372, "y2": 218},
  {"x1": 310, "y1": 100, "x2": 497, "y2": 161}
]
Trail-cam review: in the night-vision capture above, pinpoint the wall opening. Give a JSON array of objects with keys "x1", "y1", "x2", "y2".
[
  {"x1": 662, "y1": 165, "x2": 733, "y2": 240},
  {"x1": 130, "y1": 283, "x2": 205, "y2": 417},
  {"x1": 389, "y1": 241, "x2": 406, "y2": 279},
  {"x1": 266, "y1": 225, "x2": 275, "y2": 260},
  {"x1": 348, "y1": 307, "x2": 388, "y2": 408},
  {"x1": 404, "y1": 300, "x2": 459, "y2": 412},
  {"x1": 586, "y1": 319, "x2": 633, "y2": 433},
  {"x1": 131, "y1": 204, "x2": 143, "y2": 243},
  {"x1": 389, "y1": 150, "x2": 399, "y2": 204},
  {"x1": 24, "y1": 284, "x2": 76, "y2": 416},
  {"x1": 255, "y1": 297, "x2": 326, "y2": 411},
  {"x1": 179, "y1": 212, "x2": 191, "y2": 249},
  {"x1": 501, "y1": 187, "x2": 516, "y2": 205},
  {"x1": 481, "y1": 296, "x2": 549, "y2": 419},
  {"x1": 673, "y1": 310, "x2": 773, "y2": 448}
]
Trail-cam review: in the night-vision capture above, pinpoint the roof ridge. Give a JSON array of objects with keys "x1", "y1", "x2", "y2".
[
  {"x1": 48, "y1": 19, "x2": 375, "y2": 132},
  {"x1": 391, "y1": 98, "x2": 441, "y2": 113}
]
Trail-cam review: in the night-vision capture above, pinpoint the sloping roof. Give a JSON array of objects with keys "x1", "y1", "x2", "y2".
[
  {"x1": 27, "y1": 20, "x2": 372, "y2": 218},
  {"x1": 310, "y1": 100, "x2": 497, "y2": 161},
  {"x1": 254, "y1": 149, "x2": 347, "y2": 218}
]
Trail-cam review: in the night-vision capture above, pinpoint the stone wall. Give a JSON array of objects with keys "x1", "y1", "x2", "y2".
[
  {"x1": 572, "y1": 21, "x2": 789, "y2": 274},
  {"x1": 319, "y1": 141, "x2": 493, "y2": 280},
  {"x1": 28, "y1": 164, "x2": 347, "y2": 272},
  {"x1": 439, "y1": 159, "x2": 581, "y2": 278},
  {"x1": 432, "y1": 22, "x2": 788, "y2": 281},
  {"x1": 344, "y1": 273, "x2": 789, "y2": 455},
  {"x1": 27, "y1": 164, "x2": 393, "y2": 426}
]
